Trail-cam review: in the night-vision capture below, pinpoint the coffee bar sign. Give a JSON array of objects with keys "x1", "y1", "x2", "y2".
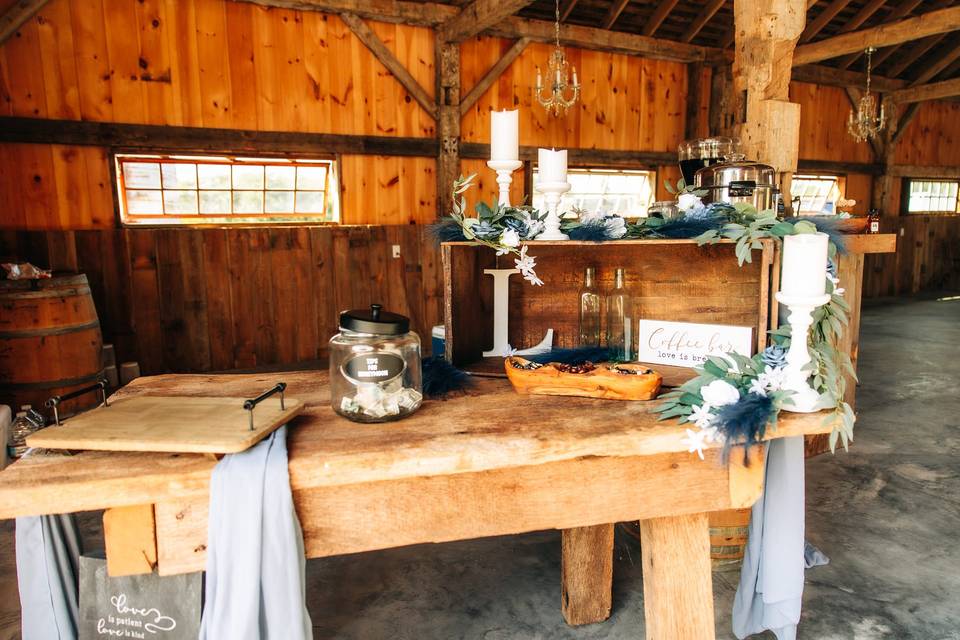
[{"x1": 637, "y1": 320, "x2": 753, "y2": 368}]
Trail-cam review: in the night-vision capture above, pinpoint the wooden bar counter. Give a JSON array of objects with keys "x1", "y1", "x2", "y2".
[{"x1": 0, "y1": 371, "x2": 837, "y2": 639}]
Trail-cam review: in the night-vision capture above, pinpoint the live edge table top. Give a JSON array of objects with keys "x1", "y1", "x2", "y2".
[{"x1": 0, "y1": 371, "x2": 834, "y2": 520}]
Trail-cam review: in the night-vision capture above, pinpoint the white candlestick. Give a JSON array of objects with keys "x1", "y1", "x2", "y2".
[
  {"x1": 486, "y1": 160, "x2": 523, "y2": 207},
  {"x1": 490, "y1": 110, "x2": 519, "y2": 162},
  {"x1": 535, "y1": 179, "x2": 570, "y2": 241},
  {"x1": 538, "y1": 148, "x2": 567, "y2": 183},
  {"x1": 780, "y1": 232, "x2": 828, "y2": 298},
  {"x1": 776, "y1": 292, "x2": 831, "y2": 412}
]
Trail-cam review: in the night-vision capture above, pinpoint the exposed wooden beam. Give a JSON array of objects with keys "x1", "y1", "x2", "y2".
[
  {"x1": 792, "y1": 6, "x2": 960, "y2": 66},
  {"x1": 799, "y1": 0, "x2": 855, "y2": 44},
  {"x1": 233, "y1": 0, "x2": 457, "y2": 26},
  {"x1": 487, "y1": 15, "x2": 721, "y2": 62},
  {"x1": 797, "y1": 158, "x2": 884, "y2": 175},
  {"x1": 838, "y1": 0, "x2": 886, "y2": 34},
  {"x1": 888, "y1": 164, "x2": 960, "y2": 178},
  {"x1": 887, "y1": 34, "x2": 946, "y2": 78},
  {"x1": 460, "y1": 142, "x2": 676, "y2": 167},
  {"x1": 438, "y1": 0, "x2": 533, "y2": 42},
  {"x1": 891, "y1": 78, "x2": 960, "y2": 104},
  {"x1": 460, "y1": 38, "x2": 530, "y2": 115},
  {"x1": 602, "y1": 0, "x2": 630, "y2": 30},
  {"x1": 685, "y1": 62, "x2": 705, "y2": 140},
  {"x1": 683, "y1": 0, "x2": 725, "y2": 44},
  {"x1": 642, "y1": 0, "x2": 680, "y2": 37},
  {"x1": 911, "y1": 40, "x2": 960, "y2": 86},
  {"x1": 791, "y1": 64, "x2": 906, "y2": 92},
  {"x1": 0, "y1": 0, "x2": 51, "y2": 45},
  {"x1": 890, "y1": 102, "x2": 920, "y2": 145},
  {"x1": 436, "y1": 39, "x2": 460, "y2": 217},
  {"x1": 559, "y1": 0, "x2": 579, "y2": 22},
  {"x1": 340, "y1": 12, "x2": 437, "y2": 119},
  {"x1": 0, "y1": 117, "x2": 439, "y2": 157}
]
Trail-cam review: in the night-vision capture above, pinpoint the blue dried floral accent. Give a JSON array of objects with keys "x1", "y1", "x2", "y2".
[
  {"x1": 761, "y1": 344, "x2": 788, "y2": 368},
  {"x1": 567, "y1": 222, "x2": 612, "y2": 241},
  {"x1": 428, "y1": 220, "x2": 467, "y2": 243},
  {"x1": 826, "y1": 259, "x2": 838, "y2": 280},
  {"x1": 714, "y1": 392, "x2": 777, "y2": 464},
  {"x1": 651, "y1": 211, "x2": 727, "y2": 239},
  {"x1": 526, "y1": 346, "x2": 618, "y2": 365},
  {"x1": 422, "y1": 356, "x2": 472, "y2": 399}
]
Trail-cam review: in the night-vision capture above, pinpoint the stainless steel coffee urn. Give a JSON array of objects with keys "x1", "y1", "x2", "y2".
[{"x1": 693, "y1": 154, "x2": 778, "y2": 211}]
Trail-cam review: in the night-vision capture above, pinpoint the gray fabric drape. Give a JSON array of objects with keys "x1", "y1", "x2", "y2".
[
  {"x1": 732, "y1": 435, "x2": 806, "y2": 640},
  {"x1": 16, "y1": 513, "x2": 82, "y2": 640},
  {"x1": 199, "y1": 426, "x2": 313, "y2": 640}
]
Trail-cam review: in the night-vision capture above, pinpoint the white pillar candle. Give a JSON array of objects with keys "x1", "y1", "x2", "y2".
[
  {"x1": 538, "y1": 148, "x2": 567, "y2": 183},
  {"x1": 490, "y1": 110, "x2": 519, "y2": 162},
  {"x1": 780, "y1": 232, "x2": 829, "y2": 298}
]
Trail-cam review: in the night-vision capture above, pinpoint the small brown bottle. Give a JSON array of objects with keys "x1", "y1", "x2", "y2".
[{"x1": 867, "y1": 209, "x2": 880, "y2": 234}]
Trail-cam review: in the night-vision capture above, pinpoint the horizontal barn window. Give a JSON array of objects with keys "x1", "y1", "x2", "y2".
[
  {"x1": 115, "y1": 154, "x2": 340, "y2": 225},
  {"x1": 532, "y1": 168, "x2": 656, "y2": 218},
  {"x1": 791, "y1": 175, "x2": 841, "y2": 215},
  {"x1": 905, "y1": 179, "x2": 960, "y2": 214}
]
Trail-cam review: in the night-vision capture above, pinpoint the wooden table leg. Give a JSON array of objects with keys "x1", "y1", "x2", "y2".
[
  {"x1": 103, "y1": 504, "x2": 157, "y2": 577},
  {"x1": 561, "y1": 523, "x2": 614, "y2": 626},
  {"x1": 639, "y1": 513, "x2": 715, "y2": 640}
]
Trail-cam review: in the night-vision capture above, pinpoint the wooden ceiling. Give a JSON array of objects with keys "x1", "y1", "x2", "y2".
[{"x1": 423, "y1": 0, "x2": 960, "y2": 84}]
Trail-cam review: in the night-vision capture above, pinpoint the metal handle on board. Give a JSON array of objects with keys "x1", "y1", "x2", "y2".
[
  {"x1": 46, "y1": 378, "x2": 109, "y2": 427},
  {"x1": 242, "y1": 382, "x2": 287, "y2": 431}
]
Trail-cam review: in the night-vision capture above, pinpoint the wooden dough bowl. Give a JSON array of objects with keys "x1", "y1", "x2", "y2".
[{"x1": 504, "y1": 357, "x2": 662, "y2": 401}]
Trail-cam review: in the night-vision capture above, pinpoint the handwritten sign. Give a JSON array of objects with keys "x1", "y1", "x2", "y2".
[
  {"x1": 79, "y1": 554, "x2": 200, "y2": 640},
  {"x1": 636, "y1": 320, "x2": 753, "y2": 369}
]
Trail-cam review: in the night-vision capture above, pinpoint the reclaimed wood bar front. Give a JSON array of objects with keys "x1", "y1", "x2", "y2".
[{"x1": 0, "y1": 371, "x2": 836, "y2": 638}]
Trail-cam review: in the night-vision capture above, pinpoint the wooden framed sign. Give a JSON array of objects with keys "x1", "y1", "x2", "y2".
[{"x1": 636, "y1": 320, "x2": 754, "y2": 368}]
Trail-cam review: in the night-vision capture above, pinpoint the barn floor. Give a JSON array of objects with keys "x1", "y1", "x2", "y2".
[{"x1": 1, "y1": 294, "x2": 958, "y2": 640}]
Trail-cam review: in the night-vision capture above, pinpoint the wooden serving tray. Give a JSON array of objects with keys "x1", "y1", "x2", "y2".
[
  {"x1": 26, "y1": 394, "x2": 304, "y2": 454},
  {"x1": 504, "y1": 357, "x2": 662, "y2": 401}
]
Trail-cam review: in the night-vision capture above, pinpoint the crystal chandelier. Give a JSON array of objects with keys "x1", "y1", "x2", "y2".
[
  {"x1": 535, "y1": 0, "x2": 580, "y2": 117},
  {"x1": 847, "y1": 47, "x2": 886, "y2": 143}
]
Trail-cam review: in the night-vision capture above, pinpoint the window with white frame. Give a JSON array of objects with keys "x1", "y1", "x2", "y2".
[
  {"x1": 115, "y1": 153, "x2": 341, "y2": 225},
  {"x1": 791, "y1": 175, "x2": 841, "y2": 215},
  {"x1": 531, "y1": 167, "x2": 656, "y2": 218},
  {"x1": 905, "y1": 179, "x2": 960, "y2": 214}
]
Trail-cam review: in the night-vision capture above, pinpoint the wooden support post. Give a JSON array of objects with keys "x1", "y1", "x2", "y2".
[
  {"x1": 685, "y1": 62, "x2": 705, "y2": 140},
  {"x1": 709, "y1": 64, "x2": 735, "y2": 137},
  {"x1": 460, "y1": 38, "x2": 530, "y2": 116},
  {"x1": 560, "y1": 523, "x2": 614, "y2": 626},
  {"x1": 103, "y1": 504, "x2": 157, "y2": 577},
  {"x1": 640, "y1": 513, "x2": 715, "y2": 640},
  {"x1": 436, "y1": 38, "x2": 461, "y2": 217}
]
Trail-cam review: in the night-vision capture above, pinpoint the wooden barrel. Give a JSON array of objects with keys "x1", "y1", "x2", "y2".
[
  {"x1": 708, "y1": 508, "x2": 751, "y2": 570},
  {"x1": 0, "y1": 275, "x2": 104, "y2": 420}
]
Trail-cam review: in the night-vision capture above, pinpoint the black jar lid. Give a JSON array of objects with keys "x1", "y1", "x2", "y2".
[{"x1": 339, "y1": 304, "x2": 410, "y2": 335}]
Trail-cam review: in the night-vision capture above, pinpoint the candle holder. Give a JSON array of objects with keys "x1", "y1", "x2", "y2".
[
  {"x1": 535, "y1": 180, "x2": 571, "y2": 241},
  {"x1": 486, "y1": 160, "x2": 523, "y2": 207},
  {"x1": 776, "y1": 291, "x2": 831, "y2": 413}
]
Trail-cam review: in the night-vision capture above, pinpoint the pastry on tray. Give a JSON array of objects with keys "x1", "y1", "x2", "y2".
[{"x1": 504, "y1": 356, "x2": 662, "y2": 401}]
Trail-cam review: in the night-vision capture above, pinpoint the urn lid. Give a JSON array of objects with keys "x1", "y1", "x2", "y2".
[{"x1": 339, "y1": 304, "x2": 410, "y2": 335}]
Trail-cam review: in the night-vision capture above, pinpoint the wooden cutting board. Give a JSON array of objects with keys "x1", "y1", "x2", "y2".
[{"x1": 26, "y1": 395, "x2": 304, "y2": 454}]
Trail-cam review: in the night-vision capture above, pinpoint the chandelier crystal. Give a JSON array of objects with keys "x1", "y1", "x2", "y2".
[
  {"x1": 847, "y1": 47, "x2": 886, "y2": 143},
  {"x1": 535, "y1": 0, "x2": 580, "y2": 116}
]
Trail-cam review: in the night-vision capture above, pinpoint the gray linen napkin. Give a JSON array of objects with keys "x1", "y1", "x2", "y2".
[{"x1": 16, "y1": 513, "x2": 82, "y2": 640}]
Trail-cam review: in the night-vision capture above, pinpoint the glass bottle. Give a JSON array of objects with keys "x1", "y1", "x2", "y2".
[
  {"x1": 605, "y1": 268, "x2": 632, "y2": 360},
  {"x1": 867, "y1": 208, "x2": 880, "y2": 234},
  {"x1": 578, "y1": 267, "x2": 601, "y2": 347}
]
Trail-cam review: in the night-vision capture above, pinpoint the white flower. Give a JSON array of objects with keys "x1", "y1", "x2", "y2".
[
  {"x1": 604, "y1": 215, "x2": 627, "y2": 239},
  {"x1": 689, "y1": 404, "x2": 715, "y2": 429},
  {"x1": 526, "y1": 218, "x2": 545, "y2": 239},
  {"x1": 749, "y1": 378, "x2": 768, "y2": 397},
  {"x1": 500, "y1": 228, "x2": 520, "y2": 248},
  {"x1": 700, "y1": 379, "x2": 740, "y2": 407},
  {"x1": 677, "y1": 192, "x2": 703, "y2": 212},
  {"x1": 514, "y1": 246, "x2": 544, "y2": 287},
  {"x1": 682, "y1": 428, "x2": 709, "y2": 460},
  {"x1": 834, "y1": 287, "x2": 845, "y2": 297},
  {"x1": 749, "y1": 365, "x2": 787, "y2": 397},
  {"x1": 701, "y1": 425, "x2": 721, "y2": 444},
  {"x1": 578, "y1": 209, "x2": 605, "y2": 225}
]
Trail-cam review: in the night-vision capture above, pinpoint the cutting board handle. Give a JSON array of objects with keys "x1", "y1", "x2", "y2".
[
  {"x1": 242, "y1": 383, "x2": 287, "y2": 431},
  {"x1": 46, "y1": 378, "x2": 109, "y2": 426}
]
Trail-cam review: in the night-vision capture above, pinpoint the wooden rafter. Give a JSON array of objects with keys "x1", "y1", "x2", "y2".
[
  {"x1": 890, "y1": 77, "x2": 960, "y2": 104},
  {"x1": 911, "y1": 40, "x2": 960, "y2": 86},
  {"x1": 838, "y1": 0, "x2": 887, "y2": 34},
  {"x1": 340, "y1": 12, "x2": 437, "y2": 119},
  {"x1": 234, "y1": 0, "x2": 457, "y2": 26},
  {"x1": 460, "y1": 38, "x2": 530, "y2": 115},
  {"x1": 0, "y1": 0, "x2": 52, "y2": 45},
  {"x1": 890, "y1": 102, "x2": 920, "y2": 145},
  {"x1": 559, "y1": 0, "x2": 579, "y2": 22},
  {"x1": 642, "y1": 0, "x2": 680, "y2": 37},
  {"x1": 887, "y1": 34, "x2": 946, "y2": 78},
  {"x1": 792, "y1": 64, "x2": 905, "y2": 92},
  {"x1": 792, "y1": 6, "x2": 960, "y2": 66},
  {"x1": 602, "y1": 0, "x2": 630, "y2": 30},
  {"x1": 683, "y1": 0, "x2": 725, "y2": 44},
  {"x1": 859, "y1": 0, "x2": 950, "y2": 70},
  {"x1": 438, "y1": 0, "x2": 534, "y2": 42},
  {"x1": 799, "y1": 0, "x2": 855, "y2": 44}
]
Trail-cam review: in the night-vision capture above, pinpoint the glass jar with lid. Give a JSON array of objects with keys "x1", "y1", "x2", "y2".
[{"x1": 329, "y1": 304, "x2": 423, "y2": 423}]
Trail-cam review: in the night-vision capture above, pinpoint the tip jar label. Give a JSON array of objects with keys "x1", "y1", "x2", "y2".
[{"x1": 341, "y1": 353, "x2": 406, "y2": 386}]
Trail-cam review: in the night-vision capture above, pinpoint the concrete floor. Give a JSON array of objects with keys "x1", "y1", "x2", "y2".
[{"x1": 1, "y1": 295, "x2": 958, "y2": 639}]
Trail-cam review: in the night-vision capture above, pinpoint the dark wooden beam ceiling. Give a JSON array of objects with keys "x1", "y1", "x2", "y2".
[
  {"x1": 559, "y1": 0, "x2": 579, "y2": 21},
  {"x1": 683, "y1": 0, "x2": 726, "y2": 44},
  {"x1": 0, "y1": 0, "x2": 52, "y2": 45},
  {"x1": 911, "y1": 39, "x2": 960, "y2": 85},
  {"x1": 438, "y1": 0, "x2": 534, "y2": 42},
  {"x1": 642, "y1": 0, "x2": 681, "y2": 37},
  {"x1": 799, "y1": 0, "x2": 855, "y2": 44},
  {"x1": 602, "y1": 0, "x2": 630, "y2": 30}
]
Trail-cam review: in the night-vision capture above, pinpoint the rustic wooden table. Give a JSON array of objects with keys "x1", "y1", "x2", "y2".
[{"x1": 0, "y1": 371, "x2": 835, "y2": 639}]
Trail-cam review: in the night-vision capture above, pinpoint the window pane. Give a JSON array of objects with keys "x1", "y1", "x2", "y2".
[
  {"x1": 198, "y1": 164, "x2": 231, "y2": 189},
  {"x1": 126, "y1": 189, "x2": 163, "y2": 214},
  {"x1": 907, "y1": 179, "x2": 960, "y2": 212},
  {"x1": 200, "y1": 190, "x2": 231, "y2": 214},
  {"x1": 233, "y1": 165, "x2": 264, "y2": 190},
  {"x1": 266, "y1": 166, "x2": 296, "y2": 190},
  {"x1": 233, "y1": 191, "x2": 264, "y2": 214},
  {"x1": 163, "y1": 190, "x2": 199, "y2": 214},
  {"x1": 295, "y1": 190, "x2": 325, "y2": 213},
  {"x1": 123, "y1": 162, "x2": 161, "y2": 189},
  {"x1": 296, "y1": 166, "x2": 327, "y2": 190},
  {"x1": 161, "y1": 163, "x2": 198, "y2": 189},
  {"x1": 265, "y1": 191, "x2": 294, "y2": 213}
]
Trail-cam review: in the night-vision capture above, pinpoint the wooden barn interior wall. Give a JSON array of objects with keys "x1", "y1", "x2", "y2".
[{"x1": 0, "y1": 0, "x2": 957, "y2": 374}]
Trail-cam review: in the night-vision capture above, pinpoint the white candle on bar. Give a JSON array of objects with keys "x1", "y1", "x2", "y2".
[
  {"x1": 538, "y1": 148, "x2": 567, "y2": 183},
  {"x1": 490, "y1": 110, "x2": 518, "y2": 162},
  {"x1": 780, "y1": 232, "x2": 829, "y2": 298}
]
